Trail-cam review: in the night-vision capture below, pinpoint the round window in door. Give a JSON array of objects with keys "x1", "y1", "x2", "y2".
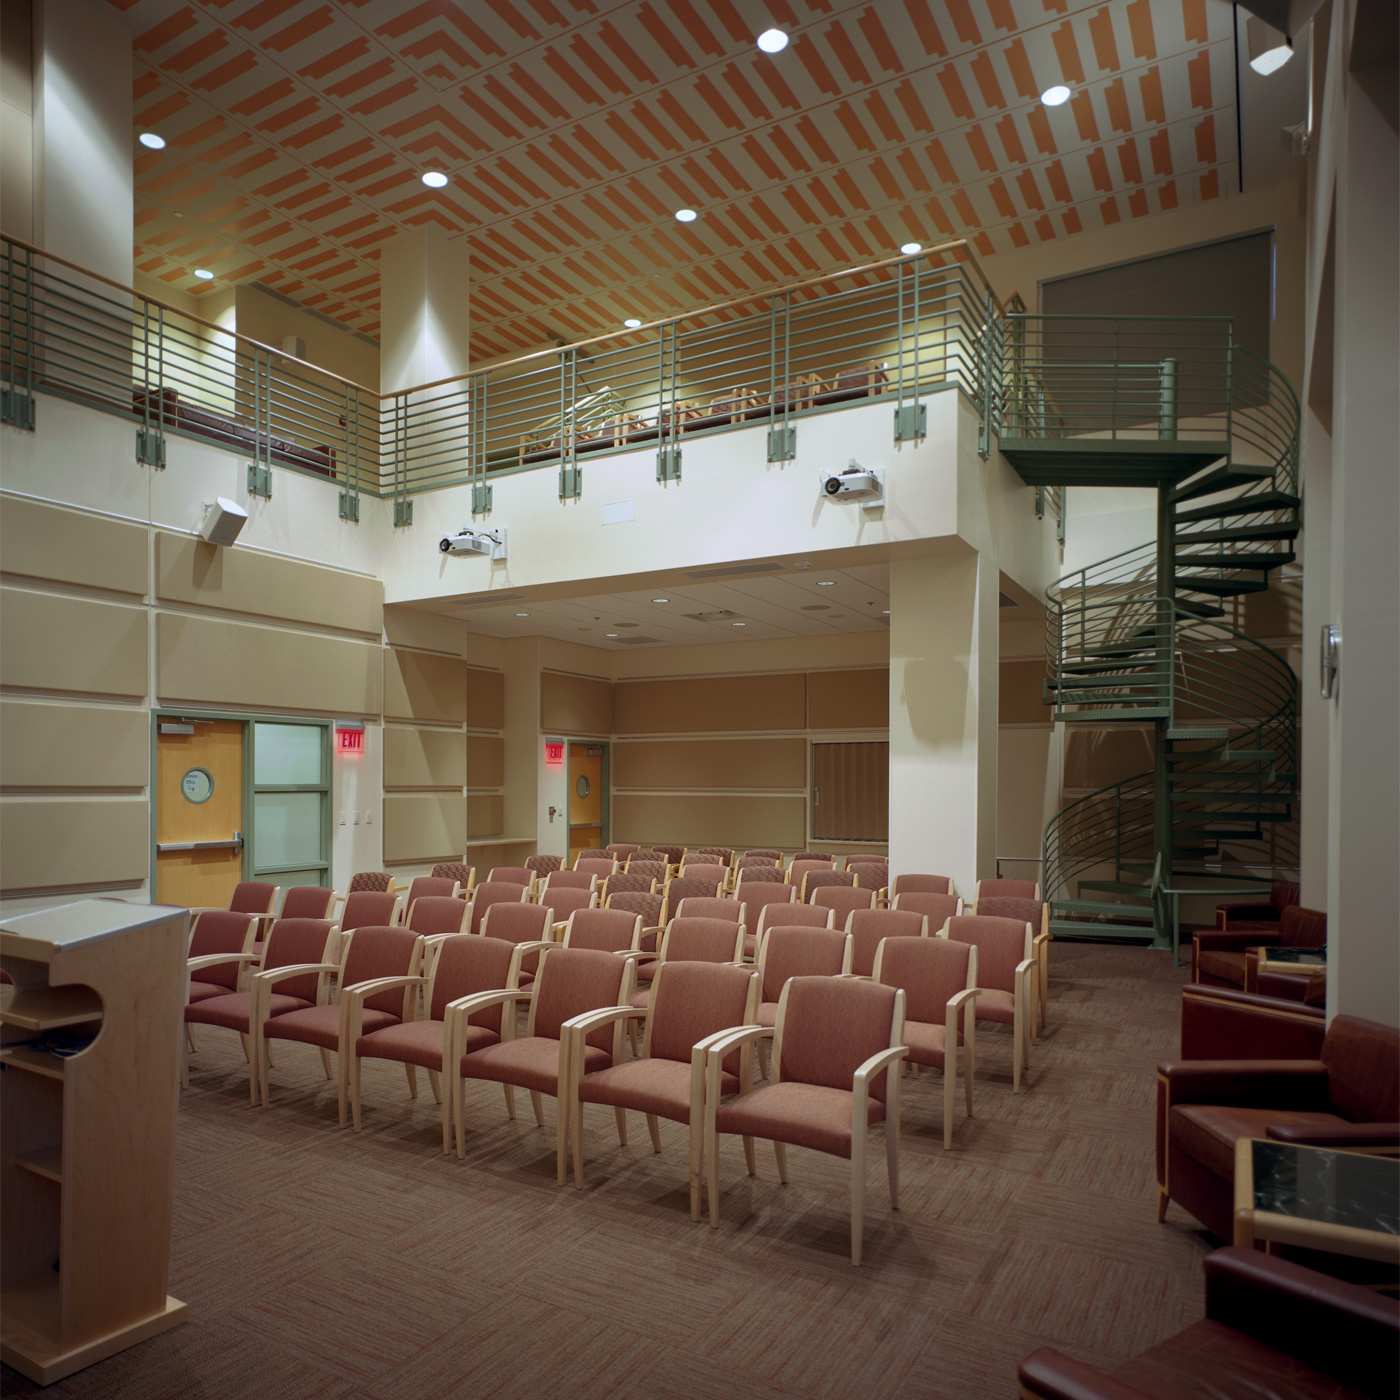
[
  {"x1": 181, "y1": 767, "x2": 214, "y2": 804},
  {"x1": 575, "y1": 775, "x2": 591, "y2": 799}
]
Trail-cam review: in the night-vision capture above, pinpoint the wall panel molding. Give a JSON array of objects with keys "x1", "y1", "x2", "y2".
[
  {"x1": 1, "y1": 587, "x2": 148, "y2": 698},
  {"x1": 0, "y1": 496, "x2": 147, "y2": 596},
  {"x1": 0, "y1": 797, "x2": 149, "y2": 892}
]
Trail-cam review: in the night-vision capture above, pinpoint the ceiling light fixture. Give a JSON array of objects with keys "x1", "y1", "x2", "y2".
[
  {"x1": 651, "y1": 597, "x2": 669, "y2": 603},
  {"x1": 421, "y1": 171, "x2": 449, "y2": 188},
  {"x1": 900, "y1": 242, "x2": 922, "y2": 255},
  {"x1": 514, "y1": 612, "x2": 530, "y2": 617},
  {"x1": 756, "y1": 28, "x2": 788, "y2": 53},
  {"x1": 816, "y1": 579, "x2": 836, "y2": 586},
  {"x1": 606, "y1": 633, "x2": 619, "y2": 638},
  {"x1": 731, "y1": 621, "x2": 747, "y2": 627},
  {"x1": 1040, "y1": 85, "x2": 1072, "y2": 107},
  {"x1": 882, "y1": 609, "x2": 891, "y2": 615},
  {"x1": 139, "y1": 132, "x2": 166, "y2": 150},
  {"x1": 675, "y1": 208, "x2": 697, "y2": 222},
  {"x1": 1246, "y1": 16, "x2": 1293, "y2": 74},
  {"x1": 624, "y1": 318, "x2": 642, "y2": 328},
  {"x1": 194, "y1": 269, "x2": 214, "y2": 280}
]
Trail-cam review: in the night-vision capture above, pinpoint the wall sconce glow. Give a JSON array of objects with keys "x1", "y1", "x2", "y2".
[
  {"x1": 1247, "y1": 16, "x2": 1293, "y2": 74},
  {"x1": 624, "y1": 318, "x2": 642, "y2": 328},
  {"x1": 900, "y1": 242, "x2": 922, "y2": 255},
  {"x1": 1040, "y1": 85, "x2": 1072, "y2": 106},
  {"x1": 675, "y1": 208, "x2": 698, "y2": 222},
  {"x1": 193, "y1": 269, "x2": 214, "y2": 280},
  {"x1": 421, "y1": 171, "x2": 449, "y2": 188},
  {"x1": 756, "y1": 29, "x2": 789, "y2": 53},
  {"x1": 139, "y1": 132, "x2": 166, "y2": 150}
]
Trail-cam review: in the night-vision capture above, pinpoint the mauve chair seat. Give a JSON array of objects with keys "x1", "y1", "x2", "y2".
[
  {"x1": 462, "y1": 1036, "x2": 610, "y2": 1094},
  {"x1": 757, "y1": 1001, "x2": 779, "y2": 1027},
  {"x1": 975, "y1": 988, "x2": 1016, "y2": 1024},
  {"x1": 186, "y1": 991, "x2": 309, "y2": 1029},
  {"x1": 355, "y1": 1019, "x2": 500, "y2": 1071},
  {"x1": 188, "y1": 979, "x2": 228, "y2": 1004},
  {"x1": 636, "y1": 960, "x2": 659, "y2": 982},
  {"x1": 578, "y1": 1058, "x2": 738, "y2": 1122},
  {"x1": 268, "y1": 1004, "x2": 397, "y2": 1047},
  {"x1": 714, "y1": 1081, "x2": 883, "y2": 1159},
  {"x1": 904, "y1": 1020, "x2": 956, "y2": 1068},
  {"x1": 1171, "y1": 1104, "x2": 1349, "y2": 1182}
]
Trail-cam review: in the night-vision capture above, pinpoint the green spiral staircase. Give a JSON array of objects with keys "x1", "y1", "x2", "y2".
[{"x1": 992, "y1": 313, "x2": 1301, "y2": 950}]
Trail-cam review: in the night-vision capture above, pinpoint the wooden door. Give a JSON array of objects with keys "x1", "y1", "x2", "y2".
[
  {"x1": 568, "y1": 743, "x2": 604, "y2": 863},
  {"x1": 155, "y1": 719, "x2": 245, "y2": 908}
]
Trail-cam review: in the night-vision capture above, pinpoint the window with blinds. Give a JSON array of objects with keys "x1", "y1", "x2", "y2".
[{"x1": 812, "y1": 741, "x2": 889, "y2": 842}]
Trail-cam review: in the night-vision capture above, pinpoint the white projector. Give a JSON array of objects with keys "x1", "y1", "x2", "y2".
[
  {"x1": 439, "y1": 528, "x2": 507, "y2": 559},
  {"x1": 821, "y1": 462, "x2": 884, "y2": 502}
]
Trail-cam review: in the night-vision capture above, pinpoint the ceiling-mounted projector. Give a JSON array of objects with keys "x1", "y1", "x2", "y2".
[
  {"x1": 440, "y1": 527, "x2": 507, "y2": 559},
  {"x1": 821, "y1": 461, "x2": 883, "y2": 502}
]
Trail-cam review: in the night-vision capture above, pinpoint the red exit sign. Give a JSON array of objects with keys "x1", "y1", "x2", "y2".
[
  {"x1": 337, "y1": 728, "x2": 364, "y2": 753},
  {"x1": 544, "y1": 741, "x2": 565, "y2": 767}
]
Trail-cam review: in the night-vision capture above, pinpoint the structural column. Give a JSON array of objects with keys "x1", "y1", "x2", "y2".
[{"x1": 888, "y1": 551, "x2": 998, "y2": 899}]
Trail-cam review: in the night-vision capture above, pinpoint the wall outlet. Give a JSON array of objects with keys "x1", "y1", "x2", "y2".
[
  {"x1": 339, "y1": 809, "x2": 347, "y2": 825},
  {"x1": 353, "y1": 811, "x2": 361, "y2": 825},
  {"x1": 365, "y1": 811, "x2": 373, "y2": 825}
]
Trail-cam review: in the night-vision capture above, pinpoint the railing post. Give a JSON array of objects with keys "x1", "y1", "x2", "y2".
[
  {"x1": 655, "y1": 325, "x2": 680, "y2": 484},
  {"x1": 471, "y1": 374, "x2": 492, "y2": 515},
  {"x1": 1, "y1": 241, "x2": 36, "y2": 429},
  {"x1": 1158, "y1": 357, "x2": 1178, "y2": 441},
  {"x1": 338, "y1": 382, "x2": 360, "y2": 522},
  {"x1": 767, "y1": 291, "x2": 794, "y2": 461}
]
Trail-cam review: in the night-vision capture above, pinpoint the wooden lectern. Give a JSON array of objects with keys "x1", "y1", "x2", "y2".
[{"x1": 1, "y1": 900, "x2": 189, "y2": 1385}]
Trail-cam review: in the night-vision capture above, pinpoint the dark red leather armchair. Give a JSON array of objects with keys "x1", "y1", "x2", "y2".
[
  {"x1": 1215, "y1": 879, "x2": 1299, "y2": 930},
  {"x1": 1179, "y1": 984, "x2": 1325, "y2": 1061},
  {"x1": 1191, "y1": 903, "x2": 1326, "y2": 990},
  {"x1": 1157, "y1": 1014, "x2": 1400, "y2": 1240},
  {"x1": 1019, "y1": 1247, "x2": 1398, "y2": 1399}
]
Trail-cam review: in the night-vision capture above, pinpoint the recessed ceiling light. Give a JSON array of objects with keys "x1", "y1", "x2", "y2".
[
  {"x1": 675, "y1": 208, "x2": 697, "y2": 222},
  {"x1": 900, "y1": 242, "x2": 922, "y2": 255},
  {"x1": 139, "y1": 132, "x2": 166, "y2": 150},
  {"x1": 816, "y1": 579, "x2": 836, "y2": 586},
  {"x1": 606, "y1": 633, "x2": 619, "y2": 638},
  {"x1": 421, "y1": 171, "x2": 449, "y2": 188},
  {"x1": 624, "y1": 318, "x2": 642, "y2": 328},
  {"x1": 1040, "y1": 85, "x2": 1072, "y2": 107},
  {"x1": 882, "y1": 609, "x2": 891, "y2": 615},
  {"x1": 514, "y1": 612, "x2": 530, "y2": 617},
  {"x1": 731, "y1": 621, "x2": 746, "y2": 627},
  {"x1": 1246, "y1": 17, "x2": 1293, "y2": 74},
  {"x1": 651, "y1": 597, "x2": 669, "y2": 603},
  {"x1": 194, "y1": 269, "x2": 214, "y2": 280},
  {"x1": 756, "y1": 28, "x2": 788, "y2": 53}
]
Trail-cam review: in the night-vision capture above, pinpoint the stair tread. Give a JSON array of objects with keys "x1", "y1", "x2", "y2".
[
  {"x1": 1048, "y1": 921, "x2": 1157, "y2": 941},
  {"x1": 1173, "y1": 489, "x2": 1300, "y2": 521},
  {"x1": 1175, "y1": 522, "x2": 1301, "y2": 543},
  {"x1": 1168, "y1": 463, "x2": 1273, "y2": 504},
  {"x1": 1175, "y1": 551, "x2": 1296, "y2": 568}
]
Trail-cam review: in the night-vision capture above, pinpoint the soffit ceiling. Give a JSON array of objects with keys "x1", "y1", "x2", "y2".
[{"x1": 111, "y1": 0, "x2": 1239, "y2": 364}]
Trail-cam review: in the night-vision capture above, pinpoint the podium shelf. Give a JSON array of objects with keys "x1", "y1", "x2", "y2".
[
  {"x1": 0, "y1": 1045, "x2": 66, "y2": 1080},
  {"x1": 1, "y1": 985, "x2": 103, "y2": 1032},
  {"x1": 12, "y1": 1146, "x2": 62, "y2": 1183}
]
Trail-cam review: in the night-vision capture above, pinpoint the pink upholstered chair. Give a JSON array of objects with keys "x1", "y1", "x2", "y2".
[
  {"x1": 575, "y1": 848, "x2": 611, "y2": 862},
  {"x1": 800, "y1": 869, "x2": 855, "y2": 903},
  {"x1": 185, "y1": 918, "x2": 336, "y2": 1101},
  {"x1": 736, "y1": 856, "x2": 782, "y2": 877},
  {"x1": 630, "y1": 916, "x2": 746, "y2": 1007},
  {"x1": 341, "y1": 889, "x2": 402, "y2": 934},
  {"x1": 661, "y1": 876, "x2": 724, "y2": 920},
  {"x1": 541, "y1": 885, "x2": 597, "y2": 929},
  {"x1": 603, "y1": 890, "x2": 664, "y2": 950},
  {"x1": 348, "y1": 871, "x2": 394, "y2": 895},
  {"x1": 406, "y1": 876, "x2": 461, "y2": 911},
  {"x1": 743, "y1": 849, "x2": 783, "y2": 863},
  {"x1": 575, "y1": 857, "x2": 618, "y2": 883},
  {"x1": 735, "y1": 865, "x2": 787, "y2": 893},
  {"x1": 624, "y1": 858, "x2": 668, "y2": 885},
  {"x1": 702, "y1": 975, "x2": 908, "y2": 1265},
  {"x1": 744, "y1": 886, "x2": 806, "y2": 959},
  {"x1": 543, "y1": 869, "x2": 596, "y2": 893},
  {"x1": 186, "y1": 910, "x2": 258, "y2": 1008},
  {"x1": 280, "y1": 886, "x2": 337, "y2": 921},
  {"x1": 559, "y1": 907, "x2": 645, "y2": 955},
  {"x1": 675, "y1": 896, "x2": 747, "y2": 932},
  {"x1": 449, "y1": 945, "x2": 638, "y2": 1180},
  {"x1": 941, "y1": 914, "x2": 1035, "y2": 1092},
  {"x1": 694, "y1": 846, "x2": 734, "y2": 867},
  {"x1": 847, "y1": 862, "x2": 890, "y2": 902},
  {"x1": 846, "y1": 908, "x2": 927, "y2": 978},
  {"x1": 891, "y1": 892, "x2": 964, "y2": 928},
  {"x1": 679, "y1": 862, "x2": 729, "y2": 889},
  {"x1": 803, "y1": 852, "x2": 836, "y2": 862},
  {"x1": 605, "y1": 843, "x2": 641, "y2": 861},
  {"x1": 649, "y1": 844, "x2": 686, "y2": 870},
  {"x1": 753, "y1": 923, "x2": 852, "y2": 1077},
  {"x1": 890, "y1": 874, "x2": 954, "y2": 898},
  {"x1": 974, "y1": 877, "x2": 1040, "y2": 901},
  {"x1": 407, "y1": 896, "x2": 470, "y2": 937},
  {"x1": 788, "y1": 858, "x2": 834, "y2": 889},
  {"x1": 873, "y1": 936, "x2": 978, "y2": 1148},
  {"x1": 973, "y1": 895, "x2": 1051, "y2": 1028},
  {"x1": 254, "y1": 924, "x2": 422, "y2": 1119},
  {"x1": 565, "y1": 961, "x2": 761, "y2": 1207},
  {"x1": 488, "y1": 866, "x2": 535, "y2": 896},
  {"x1": 603, "y1": 871, "x2": 655, "y2": 899},
  {"x1": 349, "y1": 933, "x2": 522, "y2": 1144},
  {"x1": 432, "y1": 862, "x2": 476, "y2": 891},
  {"x1": 813, "y1": 885, "x2": 876, "y2": 927},
  {"x1": 756, "y1": 902, "x2": 834, "y2": 940},
  {"x1": 479, "y1": 901, "x2": 556, "y2": 984},
  {"x1": 526, "y1": 853, "x2": 563, "y2": 880},
  {"x1": 468, "y1": 880, "x2": 530, "y2": 935},
  {"x1": 186, "y1": 880, "x2": 279, "y2": 955}
]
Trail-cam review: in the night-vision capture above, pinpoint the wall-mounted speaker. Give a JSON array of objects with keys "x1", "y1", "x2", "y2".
[{"x1": 199, "y1": 497, "x2": 248, "y2": 547}]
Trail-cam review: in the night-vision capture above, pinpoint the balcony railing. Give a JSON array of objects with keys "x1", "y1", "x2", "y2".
[{"x1": 1, "y1": 232, "x2": 1006, "y2": 513}]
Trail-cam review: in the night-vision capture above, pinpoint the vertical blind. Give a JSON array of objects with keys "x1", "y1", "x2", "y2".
[{"x1": 812, "y1": 742, "x2": 889, "y2": 841}]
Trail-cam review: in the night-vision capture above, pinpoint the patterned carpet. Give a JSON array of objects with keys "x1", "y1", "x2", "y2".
[{"x1": 4, "y1": 943, "x2": 1213, "y2": 1400}]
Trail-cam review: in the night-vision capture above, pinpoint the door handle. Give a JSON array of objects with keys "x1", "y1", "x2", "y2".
[
  {"x1": 156, "y1": 835, "x2": 244, "y2": 853},
  {"x1": 232, "y1": 830, "x2": 244, "y2": 856}
]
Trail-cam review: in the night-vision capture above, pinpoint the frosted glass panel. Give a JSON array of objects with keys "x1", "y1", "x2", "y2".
[
  {"x1": 254, "y1": 792, "x2": 323, "y2": 868},
  {"x1": 255, "y1": 724, "x2": 324, "y2": 786}
]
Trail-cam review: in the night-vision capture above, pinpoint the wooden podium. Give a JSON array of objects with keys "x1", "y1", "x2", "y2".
[{"x1": 1, "y1": 901, "x2": 189, "y2": 1385}]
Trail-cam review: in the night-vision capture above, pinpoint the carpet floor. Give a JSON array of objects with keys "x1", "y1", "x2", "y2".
[{"x1": 3, "y1": 942, "x2": 1215, "y2": 1399}]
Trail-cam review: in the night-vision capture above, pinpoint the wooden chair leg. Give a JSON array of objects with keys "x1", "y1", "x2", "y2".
[
  {"x1": 428, "y1": 1069, "x2": 441, "y2": 1105},
  {"x1": 1013, "y1": 1009, "x2": 1025, "y2": 1094},
  {"x1": 404, "y1": 1063, "x2": 418, "y2": 1099},
  {"x1": 688, "y1": 1113, "x2": 702, "y2": 1223},
  {"x1": 239, "y1": 1032, "x2": 251, "y2": 1064},
  {"x1": 1157, "y1": 1187, "x2": 1170, "y2": 1222},
  {"x1": 645, "y1": 1113, "x2": 661, "y2": 1153},
  {"x1": 555, "y1": 1068, "x2": 570, "y2": 1189},
  {"x1": 319, "y1": 1047, "x2": 334, "y2": 1080},
  {"x1": 186, "y1": 1025, "x2": 197, "y2": 1053},
  {"x1": 614, "y1": 1106, "x2": 629, "y2": 1146},
  {"x1": 336, "y1": 1044, "x2": 349, "y2": 1129},
  {"x1": 965, "y1": 1016, "x2": 976, "y2": 1117},
  {"x1": 529, "y1": 1089, "x2": 545, "y2": 1127},
  {"x1": 850, "y1": 1132, "x2": 867, "y2": 1267},
  {"x1": 773, "y1": 1140, "x2": 788, "y2": 1184},
  {"x1": 742, "y1": 1134, "x2": 755, "y2": 1176},
  {"x1": 351, "y1": 1055, "x2": 363, "y2": 1132},
  {"x1": 455, "y1": 1074, "x2": 469, "y2": 1158},
  {"x1": 943, "y1": 1057, "x2": 955, "y2": 1150},
  {"x1": 502, "y1": 1083, "x2": 516, "y2": 1120}
]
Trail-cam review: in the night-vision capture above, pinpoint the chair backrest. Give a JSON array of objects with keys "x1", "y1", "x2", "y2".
[
  {"x1": 942, "y1": 915, "x2": 1032, "y2": 993},
  {"x1": 873, "y1": 936, "x2": 975, "y2": 1026},
  {"x1": 407, "y1": 896, "x2": 470, "y2": 936},
  {"x1": 647, "y1": 962, "x2": 759, "y2": 1069},
  {"x1": 525, "y1": 853, "x2": 563, "y2": 878},
  {"x1": 625, "y1": 859, "x2": 668, "y2": 883},
  {"x1": 758, "y1": 926, "x2": 852, "y2": 1002},
  {"x1": 891, "y1": 892, "x2": 963, "y2": 926},
  {"x1": 1271, "y1": 880, "x2": 1302, "y2": 911},
  {"x1": 530, "y1": 946, "x2": 633, "y2": 1051},
  {"x1": 342, "y1": 890, "x2": 401, "y2": 933},
  {"x1": 891, "y1": 873, "x2": 953, "y2": 898},
  {"x1": 846, "y1": 908, "x2": 927, "y2": 977},
  {"x1": 679, "y1": 862, "x2": 728, "y2": 885},
  {"x1": 479, "y1": 899, "x2": 553, "y2": 947},
  {"x1": 428, "y1": 934, "x2": 519, "y2": 1031},
  {"x1": 544, "y1": 869, "x2": 595, "y2": 892},
  {"x1": 341, "y1": 926, "x2": 421, "y2": 1016},
  {"x1": 604, "y1": 872, "x2": 655, "y2": 898},
  {"x1": 744, "y1": 849, "x2": 783, "y2": 862},
  {"x1": 261, "y1": 918, "x2": 337, "y2": 1001},
  {"x1": 230, "y1": 880, "x2": 280, "y2": 914},
  {"x1": 543, "y1": 886, "x2": 597, "y2": 921},
  {"x1": 736, "y1": 855, "x2": 781, "y2": 873},
  {"x1": 189, "y1": 911, "x2": 257, "y2": 991},
  {"x1": 605, "y1": 843, "x2": 641, "y2": 860},
  {"x1": 800, "y1": 868, "x2": 855, "y2": 902},
  {"x1": 675, "y1": 897, "x2": 746, "y2": 929},
  {"x1": 663, "y1": 876, "x2": 723, "y2": 917},
  {"x1": 1280, "y1": 905, "x2": 1327, "y2": 948},
  {"x1": 802, "y1": 852, "x2": 836, "y2": 862},
  {"x1": 1321, "y1": 1015, "x2": 1400, "y2": 1123},
  {"x1": 604, "y1": 890, "x2": 662, "y2": 927},
  {"x1": 813, "y1": 886, "x2": 876, "y2": 924},
  {"x1": 575, "y1": 857, "x2": 618, "y2": 881},
  {"x1": 660, "y1": 916, "x2": 745, "y2": 966},
  {"x1": 975, "y1": 878, "x2": 1040, "y2": 901},
  {"x1": 788, "y1": 858, "x2": 834, "y2": 885},
  {"x1": 407, "y1": 876, "x2": 460, "y2": 907},
  {"x1": 774, "y1": 976, "x2": 902, "y2": 1102},
  {"x1": 279, "y1": 885, "x2": 337, "y2": 921},
  {"x1": 488, "y1": 866, "x2": 534, "y2": 891},
  {"x1": 974, "y1": 896, "x2": 1046, "y2": 935},
  {"x1": 847, "y1": 862, "x2": 889, "y2": 888},
  {"x1": 649, "y1": 844, "x2": 685, "y2": 866},
  {"x1": 735, "y1": 865, "x2": 786, "y2": 888},
  {"x1": 432, "y1": 863, "x2": 476, "y2": 890},
  {"x1": 756, "y1": 901, "x2": 832, "y2": 939},
  {"x1": 564, "y1": 906, "x2": 644, "y2": 953},
  {"x1": 694, "y1": 847, "x2": 734, "y2": 866},
  {"x1": 469, "y1": 881, "x2": 531, "y2": 935},
  {"x1": 347, "y1": 871, "x2": 392, "y2": 894}
]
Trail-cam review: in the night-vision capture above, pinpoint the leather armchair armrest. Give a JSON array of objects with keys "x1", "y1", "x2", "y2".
[
  {"x1": 1216, "y1": 902, "x2": 1279, "y2": 929},
  {"x1": 1194, "y1": 930, "x2": 1282, "y2": 954},
  {"x1": 1017, "y1": 1349, "x2": 1154, "y2": 1400},
  {"x1": 1157, "y1": 1059, "x2": 1331, "y2": 1109},
  {"x1": 1266, "y1": 1121, "x2": 1400, "y2": 1148},
  {"x1": 1179, "y1": 986, "x2": 1326, "y2": 1061}
]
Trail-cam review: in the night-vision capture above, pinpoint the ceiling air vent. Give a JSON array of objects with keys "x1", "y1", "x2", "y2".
[
  {"x1": 684, "y1": 561, "x2": 785, "y2": 580},
  {"x1": 616, "y1": 635, "x2": 662, "y2": 645},
  {"x1": 684, "y1": 609, "x2": 742, "y2": 623}
]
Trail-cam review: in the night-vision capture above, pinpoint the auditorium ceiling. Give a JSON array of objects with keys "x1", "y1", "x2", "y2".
[{"x1": 110, "y1": 0, "x2": 1240, "y2": 365}]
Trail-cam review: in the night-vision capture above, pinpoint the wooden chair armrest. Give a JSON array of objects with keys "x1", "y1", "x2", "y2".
[
  {"x1": 560, "y1": 1005, "x2": 645, "y2": 1036},
  {"x1": 249, "y1": 962, "x2": 337, "y2": 988},
  {"x1": 443, "y1": 989, "x2": 530, "y2": 1017},
  {"x1": 852, "y1": 1045, "x2": 909, "y2": 1090},
  {"x1": 945, "y1": 988, "x2": 981, "y2": 1010},
  {"x1": 341, "y1": 974, "x2": 427, "y2": 1005},
  {"x1": 510, "y1": 940, "x2": 554, "y2": 959},
  {"x1": 696, "y1": 1024, "x2": 770, "y2": 1061},
  {"x1": 188, "y1": 952, "x2": 259, "y2": 972}
]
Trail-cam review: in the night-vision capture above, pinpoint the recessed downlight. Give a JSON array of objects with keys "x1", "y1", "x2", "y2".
[
  {"x1": 756, "y1": 28, "x2": 789, "y2": 53},
  {"x1": 515, "y1": 612, "x2": 530, "y2": 617},
  {"x1": 194, "y1": 269, "x2": 214, "y2": 280},
  {"x1": 139, "y1": 132, "x2": 166, "y2": 150},
  {"x1": 606, "y1": 633, "x2": 619, "y2": 638},
  {"x1": 624, "y1": 318, "x2": 642, "y2": 328},
  {"x1": 816, "y1": 579, "x2": 836, "y2": 586},
  {"x1": 1040, "y1": 85, "x2": 1072, "y2": 107},
  {"x1": 651, "y1": 597, "x2": 669, "y2": 603},
  {"x1": 675, "y1": 208, "x2": 697, "y2": 222},
  {"x1": 731, "y1": 621, "x2": 746, "y2": 627},
  {"x1": 882, "y1": 609, "x2": 891, "y2": 615},
  {"x1": 421, "y1": 171, "x2": 449, "y2": 188},
  {"x1": 900, "y1": 242, "x2": 922, "y2": 255}
]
